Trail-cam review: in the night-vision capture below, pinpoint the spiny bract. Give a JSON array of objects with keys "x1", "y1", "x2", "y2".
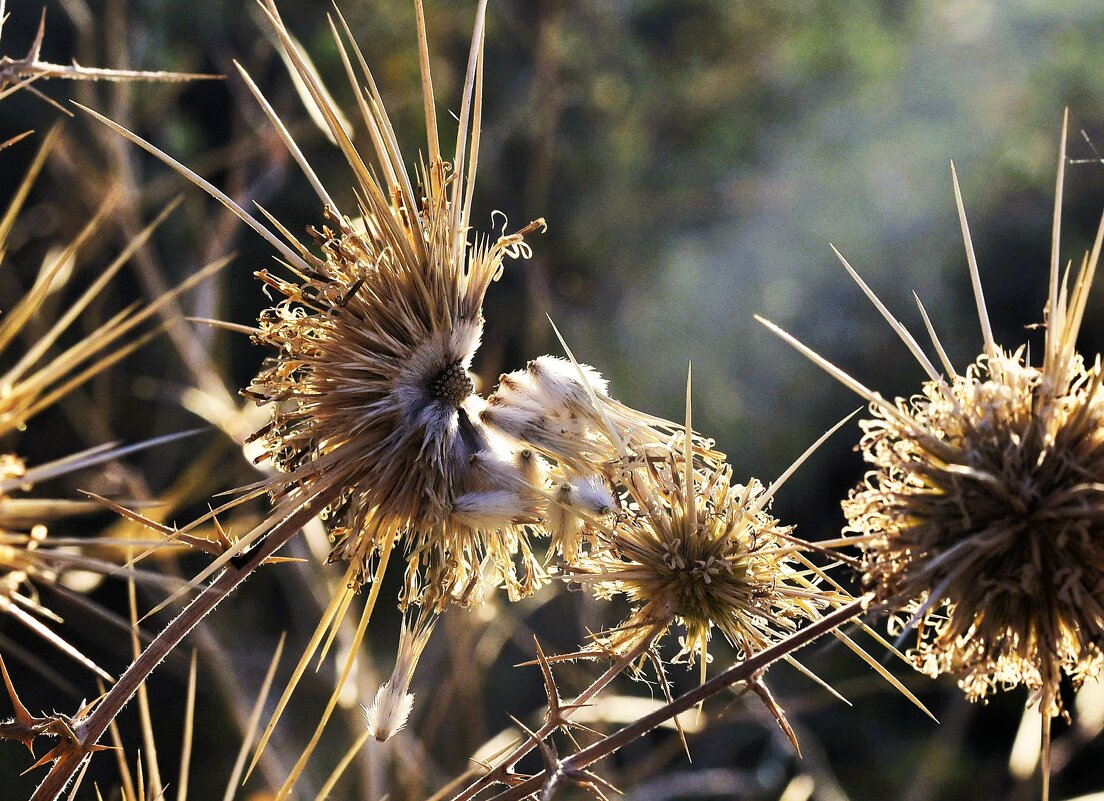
[
  {"x1": 567, "y1": 442, "x2": 843, "y2": 664},
  {"x1": 762, "y1": 117, "x2": 1104, "y2": 730},
  {"x1": 849, "y1": 346, "x2": 1104, "y2": 715}
]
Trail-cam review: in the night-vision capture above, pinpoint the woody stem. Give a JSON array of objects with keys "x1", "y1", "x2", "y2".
[
  {"x1": 485, "y1": 596, "x2": 869, "y2": 801},
  {"x1": 31, "y1": 485, "x2": 340, "y2": 801},
  {"x1": 449, "y1": 620, "x2": 668, "y2": 801}
]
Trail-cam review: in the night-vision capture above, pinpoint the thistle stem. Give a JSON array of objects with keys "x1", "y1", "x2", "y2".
[
  {"x1": 483, "y1": 597, "x2": 869, "y2": 801},
  {"x1": 449, "y1": 621, "x2": 668, "y2": 801},
  {"x1": 30, "y1": 486, "x2": 340, "y2": 801}
]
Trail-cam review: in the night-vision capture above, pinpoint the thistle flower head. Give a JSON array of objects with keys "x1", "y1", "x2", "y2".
[
  {"x1": 166, "y1": 1, "x2": 559, "y2": 608},
  {"x1": 848, "y1": 345, "x2": 1104, "y2": 714},
  {"x1": 249, "y1": 203, "x2": 547, "y2": 605},
  {"x1": 762, "y1": 116, "x2": 1104, "y2": 725},
  {"x1": 567, "y1": 436, "x2": 840, "y2": 664},
  {"x1": 78, "y1": 0, "x2": 558, "y2": 608}
]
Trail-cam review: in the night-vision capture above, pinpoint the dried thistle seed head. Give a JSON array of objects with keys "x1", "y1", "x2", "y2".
[
  {"x1": 759, "y1": 120, "x2": 1104, "y2": 729},
  {"x1": 846, "y1": 347, "x2": 1104, "y2": 714},
  {"x1": 226, "y1": 4, "x2": 553, "y2": 607},
  {"x1": 567, "y1": 444, "x2": 837, "y2": 663}
]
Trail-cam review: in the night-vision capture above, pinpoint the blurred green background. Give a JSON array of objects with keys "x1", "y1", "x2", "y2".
[{"x1": 3, "y1": 1, "x2": 1104, "y2": 799}]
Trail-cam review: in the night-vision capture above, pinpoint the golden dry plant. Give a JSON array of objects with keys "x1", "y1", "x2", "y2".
[
  {"x1": 0, "y1": 0, "x2": 230, "y2": 679},
  {"x1": 566, "y1": 447, "x2": 841, "y2": 665},
  {"x1": 81, "y1": 0, "x2": 550, "y2": 621},
  {"x1": 61, "y1": 6, "x2": 921, "y2": 801},
  {"x1": 759, "y1": 113, "x2": 1104, "y2": 799},
  {"x1": 537, "y1": 367, "x2": 843, "y2": 669},
  {"x1": 448, "y1": 375, "x2": 936, "y2": 801},
  {"x1": 77, "y1": 3, "x2": 749, "y2": 792},
  {"x1": 0, "y1": 130, "x2": 226, "y2": 687}
]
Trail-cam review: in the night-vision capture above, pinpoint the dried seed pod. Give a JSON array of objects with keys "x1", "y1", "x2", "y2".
[
  {"x1": 760, "y1": 118, "x2": 1104, "y2": 790},
  {"x1": 567, "y1": 442, "x2": 843, "y2": 663}
]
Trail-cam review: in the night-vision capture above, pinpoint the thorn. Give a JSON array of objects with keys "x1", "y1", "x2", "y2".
[
  {"x1": 562, "y1": 765, "x2": 622, "y2": 801},
  {"x1": 751, "y1": 679, "x2": 801, "y2": 758},
  {"x1": 211, "y1": 511, "x2": 233, "y2": 552},
  {"x1": 22, "y1": 744, "x2": 61, "y2": 774},
  {"x1": 28, "y1": 8, "x2": 45, "y2": 63},
  {"x1": 533, "y1": 637, "x2": 562, "y2": 723},
  {"x1": 508, "y1": 714, "x2": 561, "y2": 801},
  {"x1": 260, "y1": 556, "x2": 306, "y2": 566},
  {"x1": 0, "y1": 653, "x2": 35, "y2": 724},
  {"x1": 0, "y1": 652, "x2": 37, "y2": 753},
  {"x1": 644, "y1": 648, "x2": 691, "y2": 762},
  {"x1": 522, "y1": 639, "x2": 598, "y2": 734}
]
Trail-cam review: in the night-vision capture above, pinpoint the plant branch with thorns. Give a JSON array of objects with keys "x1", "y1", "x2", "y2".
[
  {"x1": 482, "y1": 597, "x2": 869, "y2": 801},
  {"x1": 27, "y1": 484, "x2": 340, "y2": 801},
  {"x1": 0, "y1": 2, "x2": 218, "y2": 119}
]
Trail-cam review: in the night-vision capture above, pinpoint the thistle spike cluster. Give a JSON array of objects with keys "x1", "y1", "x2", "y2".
[
  {"x1": 564, "y1": 444, "x2": 846, "y2": 663},
  {"x1": 224, "y1": 0, "x2": 560, "y2": 607},
  {"x1": 762, "y1": 114, "x2": 1104, "y2": 734},
  {"x1": 847, "y1": 345, "x2": 1104, "y2": 713}
]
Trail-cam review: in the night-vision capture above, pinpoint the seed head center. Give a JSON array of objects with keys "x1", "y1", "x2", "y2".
[{"x1": 430, "y1": 361, "x2": 474, "y2": 407}]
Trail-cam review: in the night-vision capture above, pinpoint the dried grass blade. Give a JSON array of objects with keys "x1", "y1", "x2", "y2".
[
  {"x1": 176, "y1": 651, "x2": 197, "y2": 801},
  {"x1": 831, "y1": 628, "x2": 936, "y2": 721},
  {"x1": 950, "y1": 162, "x2": 996, "y2": 357},
  {"x1": 223, "y1": 633, "x2": 285, "y2": 801},
  {"x1": 75, "y1": 102, "x2": 312, "y2": 273},
  {"x1": 245, "y1": 560, "x2": 359, "y2": 780},
  {"x1": 831, "y1": 244, "x2": 942, "y2": 383}
]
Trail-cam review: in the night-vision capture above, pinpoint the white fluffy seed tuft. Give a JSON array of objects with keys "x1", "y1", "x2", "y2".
[
  {"x1": 452, "y1": 489, "x2": 537, "y2": 529},
  {"x1": 363, "y1": 682, "x2": 415, "y2": 742},
  {"x1": 549, "y1": 473, "x2": 616, "y2": 560}
]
